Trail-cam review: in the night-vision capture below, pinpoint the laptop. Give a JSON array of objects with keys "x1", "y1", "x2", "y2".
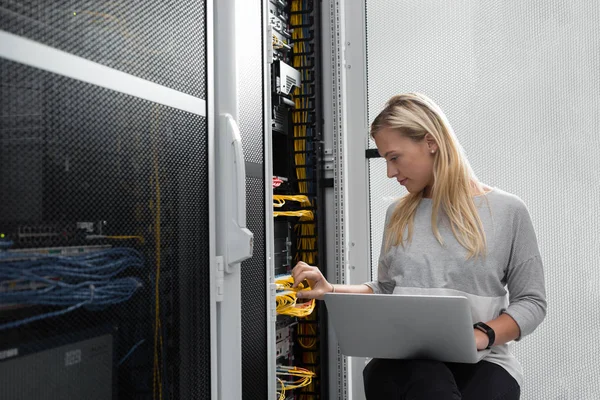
[{"x1": 323, "y1": 293, "x2": 490, "y2": 363}]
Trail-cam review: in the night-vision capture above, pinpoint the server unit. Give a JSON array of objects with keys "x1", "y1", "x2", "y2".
[{"x1": 0, "y1": 328, "x2": 116, "y2": 400}]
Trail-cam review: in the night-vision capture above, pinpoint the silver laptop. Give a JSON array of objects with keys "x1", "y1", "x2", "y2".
[{"x1": 323, "y1": 293, "x2": 490, "y2": 363}]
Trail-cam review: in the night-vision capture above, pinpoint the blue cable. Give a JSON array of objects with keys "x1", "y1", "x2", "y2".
[
  {"x1": 0, "y1": 248, "x2": 143, "y2": 281},
  {"x1": 0, "y1": 277, "x2": 142, "y2": 306},
  {"x1": 0, "y1": 277, "x2": 142, "y2": 331},
  {"x1": 0, "y1": 248, "x2": 144, "y2": 330},
  {"x1": 119, "y1": 339, "x2": 146, "y2": 366},
  {"x1": 0, "y1": 299, "x2": 89, "y2": 331}
]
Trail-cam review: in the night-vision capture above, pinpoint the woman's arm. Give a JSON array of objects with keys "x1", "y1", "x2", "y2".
[
  {"x1": 297, "y1": 282, "x2": 373, "y2": 299},
  {"x1": 476, "y1": 200, "x2": 547, "y2": 349},
  {"x1": 329, "y1": 283, "x2": 373, "y2": 295},
  {"x1": 474, "y1": 313, "x2": 521, "y2": 350},
  {"x1": 291, "y1": 262, "x2": 374, "y2": 299},
  {"x1": 500, "y1": 201, "x2": 547, "y2": 340}
]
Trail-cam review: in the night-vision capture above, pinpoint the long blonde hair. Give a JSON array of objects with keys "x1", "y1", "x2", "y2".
[{"x1": 371, "y1": 93, "x2": 487, "y2": 259}]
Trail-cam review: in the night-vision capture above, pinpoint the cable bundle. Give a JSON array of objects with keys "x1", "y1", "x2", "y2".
[
  {"x1": 275, "y1": 275, "x2": 315, "y2": 318},
  {"x1": 298, "y1": 314, "x2": 317, "y2": 349},
  {"x1": 273, "y1": 35, "x2": 291, "y2": 51},
  {"x1": 276, "y1": 365, "x2": 316, "y2": 391},
  {"x1": 276, "y1": 291, "x2": 315, "y2": 318},
  {"x1": 290, "y1": 2, "x2": 320, "y2": 397},
  {"x1": 288, "y1": 0, "x2": 318, "y2": 265},
  {"x1": 273, "y1": 209, "x2": 314, "y2": 220},
  {"x1": 0, "y1": 247, "x2": 144, "y2": 280},
  {"x1": 273, "y1": 194, "x2": 311, "y2": 207},
  {"x1": 0, "y1": 247, "x2": 144, "y2": 330},
  {"x1": 275, "y1": 274, "x2": 302, "y2": 291},
  {"x1": 298, "y1": 311, "x2": 319, "y2": 398},
  {"x1": 277, "y1": 377, "x2": 286, "y2": 400}
]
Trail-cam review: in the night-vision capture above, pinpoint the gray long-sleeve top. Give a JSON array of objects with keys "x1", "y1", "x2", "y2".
[{"x1": 364, "y1": 188, "x2": 547, "y2": 385}]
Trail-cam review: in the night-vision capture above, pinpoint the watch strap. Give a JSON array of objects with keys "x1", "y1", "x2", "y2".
[{"x1": 473, "y1": 321, "x2": 495, "y2": 349}]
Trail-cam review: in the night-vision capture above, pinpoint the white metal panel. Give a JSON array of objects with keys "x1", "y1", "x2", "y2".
[
  {"x1": 342, "y1": 1, "x2": 372, "y2": 399},
  {"x1": 364, "y1": 1, "x2": 600, "y2": 398},
  {"x1": 323, "y1": 0, "x2": 374, "y2": 398},
  {"x1": 214, "y1": 0, "x2": 244, "y2": 399},
  {"x1": 207, "y1": 0, "x2": 218, "y2": 399},
  {"x1": 262, "y1": 0, "x2": 276, "y2": 397},
  {"x1": 322, "y1": 0, "x2": 344, "y2": 398},
  {"x1": 326, "y1": 0, "x2": 352, "y2": 398}
]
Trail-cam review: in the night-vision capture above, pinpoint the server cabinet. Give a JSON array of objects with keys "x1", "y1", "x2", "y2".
[{"x1": 0, "y1": 1, "x2": 214, "y2": 399}]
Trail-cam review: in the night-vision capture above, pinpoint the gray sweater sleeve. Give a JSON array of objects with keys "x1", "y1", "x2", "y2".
[
  {"x1": 501, "y1": 199, "x2": 547, "y2": 339},
  {"x1": 364, "y1": 203, "x2": 396, "y2": 294}
]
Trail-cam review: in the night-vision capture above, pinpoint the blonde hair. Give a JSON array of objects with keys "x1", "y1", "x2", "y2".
[{"x1": 371, "y1": 93, "x2": 486, "y2": 259}]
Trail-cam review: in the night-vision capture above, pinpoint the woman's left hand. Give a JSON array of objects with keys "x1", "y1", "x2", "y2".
[{"x1": 474, "y1": 329, "x2": 489, "y2": 351}]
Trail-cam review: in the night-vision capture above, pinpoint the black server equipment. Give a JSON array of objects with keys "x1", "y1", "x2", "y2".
[
  {"x1": 289, "y1": 1, "x2": 327, "y2": 399},
  {"x1": 271, "y1": 0, "x2": 327, "y2": 399},
  {"x1": 0, "y1": 327, "x2": 116, "y2": 400},
  {"x1": 274, "y1": 221, "x2": 293, "y2": 276}
]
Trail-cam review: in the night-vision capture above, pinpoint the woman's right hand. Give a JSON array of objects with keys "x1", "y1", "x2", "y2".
[{"x1": 291, "y1": 261, "x2": 333, "y2": 300}]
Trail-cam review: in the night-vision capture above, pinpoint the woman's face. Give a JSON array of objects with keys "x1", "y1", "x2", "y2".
[{"x1": 374, "y1": 127, "x2": 437, "y2": 197}]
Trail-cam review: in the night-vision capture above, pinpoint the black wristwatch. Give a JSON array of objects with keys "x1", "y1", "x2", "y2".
[{"x1": 473, "y1": 322, "x2": 495, "y2": 349}]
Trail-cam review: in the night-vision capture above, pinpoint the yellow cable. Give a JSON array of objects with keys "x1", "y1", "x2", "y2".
[
  {"x1": 277, "y1": 297, "x2": 315, "y2": 318},
  {"x1": 289, "y1": 3, "x2": 320, "y2": 398},
  {"x1": 273, "y1": 210, "x2": 313, "y2": 219},
  {"x1": 105, "y1": 235, "x2": 145, "y2": 244},
  {"x1": 275, "y1": 275, "x2": 316, "y2": 317},
  {"x1": 277, "y1": 366, "x2": 316, "y2": 391},
  {"x1": 277, "y1": 378, "x2": 286, "y2": 400},
  {"x1": 152, "y1": 106, "x2": 163, "y2": 400},
  {"x1": 273, "y1": 194, "x2": 311, "y2": 207},
  {"x1": 275, "y1": 274, "x2": 302, "y2": 289}
]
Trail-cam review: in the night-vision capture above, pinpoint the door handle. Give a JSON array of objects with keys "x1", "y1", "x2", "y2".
[{"x1": 220, "y1": 114, "x2": 254, "y2": 272}]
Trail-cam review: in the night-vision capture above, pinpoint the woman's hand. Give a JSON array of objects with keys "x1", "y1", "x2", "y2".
[
  {"x1": 291, "y1": 261, "x2": 333, "y2": 300},
  {"x1": 474, "y1": 329, "x2": 489, "y2": 351}
]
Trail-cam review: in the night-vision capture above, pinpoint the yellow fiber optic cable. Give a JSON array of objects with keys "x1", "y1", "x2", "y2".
[
  {"x1": 273, "y1": 194, "x2": 311, "y2": 206},
  {"x1": 277, "y1": 378, "x2": 286, "y2": 400},
  {"x1": 105, "y1": 235, "x2": 145, "y2": 244},
  {"x1": 151, "y1": 106, "x2": 165, "y2": 400},
  {"x1": 273, "y1": 210, "x2": 313, "y2": 219}
]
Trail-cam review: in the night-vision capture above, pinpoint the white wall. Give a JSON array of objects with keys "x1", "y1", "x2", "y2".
[{"x1": 363, "y1": 1, "x2": 600, "y2": 399}]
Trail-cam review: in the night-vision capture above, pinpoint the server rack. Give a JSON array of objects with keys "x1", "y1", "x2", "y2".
[
  {"x1": 269, "y1": 0, "x2": 327, "y2": 399},
  {"x1": 0, "y1": 1, "x2": 213, "y2": 399}
]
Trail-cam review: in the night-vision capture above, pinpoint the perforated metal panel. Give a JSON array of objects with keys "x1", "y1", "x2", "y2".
[
  {"x1": 0, "y1": 59, "x2": 210, "y2": 399},
  {"x1": 241, "y1": 176, "x2": 267, "y2": 400},
  {"x1": 0, "y1": 0, "x2": 206, "y2": 98},
  {"x1": 235, "y1": 1, "x2": 267, "y2": 397},
  {"x1": 236, "y1": 0, "x2": 265, "y2": 164},
  {"x1": 365, "y1": 1, "x2": 600, "y2": 398}
]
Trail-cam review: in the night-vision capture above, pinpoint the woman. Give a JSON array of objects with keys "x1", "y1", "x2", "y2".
[{"x1": 292, "y1": 93, "x2": 547, "y2": 399}]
